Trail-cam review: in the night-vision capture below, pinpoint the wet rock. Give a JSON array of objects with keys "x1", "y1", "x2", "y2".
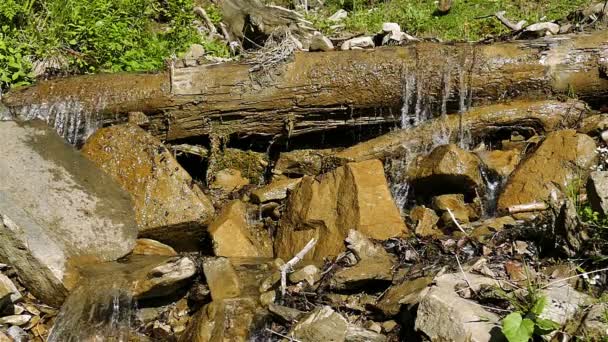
[
  {"x1": 375, "y1": 277, "x2": 433, "y2": 316},
  {"x1": 208, "y1": 200, "x2": 273, "y2": 258},
  {"x1": 210, "y1": 168, "x2": 250, "y2": 193},
  {"x1": 202, "y1": 257, "x2": 241, "y2": 301},
  {"x1": 289, "y1": 265, "x2": 321, "y2": 286},
  {"x1": 410, "y1": 206, "x2": 441, "y2": 237},
  {"x1": 415, "y1": 273, "x2": 504, "y2": 342},
  {"x1": 498, "y1": 130, "x2": 597, "y2": 214},
  {"x1": 0, "y1": 121, "x2": 137, "y2": 306},
  {"x1": 579, "y1": 303, "x2": 608, "y2": 339},
  {"x1": 0, "y1": 274, "x2": 21, "y2": 303},
  {"x1": 409, "y1": 144, "x2": 484, "y2": 199},
  {"x1": 310, "y1": 32, "x2": 334, "y2": 52},
  {"x1": 587, "y1": 171, "x2": 608, "y2": 216},
  {"x1": 341, "y1": 36, "x2": 375, "y2": 50},
  {"x1": 475, "y1": 149, "x2": 521, "y2": 178},
  {"x1": 131, "y1": 256, "x2": 197, "y2": 299},
  {"x1": 132, "y1": 239, "x2": 177, "y2": 257},
  {"x1": 268, "y1": 303, "x2": 305, "y2": 323},
  {"x1": 82, "y1": 123, "x2": 214, "y2": 250},
  {"x1": 525, "y1": 22, "x2": 560, "y2": 36},
  {"x1": 276, "y1": 160, "x2": 407, "y2": 260},
  {"x1": 274, "y1": 148, "x2": 335, "y2": 177},
  {"x1": 328, "y1": 9, "x2": 348, "y2": 22},
  {"x1": 251, "y1": 177, "x2": 302, "y2": 203},
  {"x1": 183, "y1": 44, "x2": 205, "y2": 67}
]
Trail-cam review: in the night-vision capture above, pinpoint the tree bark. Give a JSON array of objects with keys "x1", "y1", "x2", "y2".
[{"x1": 2, "y1": 31, "x2": 608, "y2": 143}]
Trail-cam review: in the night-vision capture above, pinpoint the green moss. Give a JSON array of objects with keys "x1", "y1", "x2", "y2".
[
  {"x1": 212, "y1": 148, "x2": 269, "y2": 184},
  {"x1": 314, "y1": 0, "x2": 593, "y2": 41}
]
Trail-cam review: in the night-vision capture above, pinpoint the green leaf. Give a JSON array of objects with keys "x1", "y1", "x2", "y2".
[
  {"x1": 534, "y1": 318, "x2": 560, "y2": 335},
  {"x1": 502, "y1": 312, "x2": 535, "y2": 342},
  {"x1": 530, "y1": 296, "x2": 547, "y2": 316}
]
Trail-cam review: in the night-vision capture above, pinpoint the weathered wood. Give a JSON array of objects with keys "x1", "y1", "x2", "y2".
[{"x1": 2, "y1": 31, "x2": 608, "y2": 143}]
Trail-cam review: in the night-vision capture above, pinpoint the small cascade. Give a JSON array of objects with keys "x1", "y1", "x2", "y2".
[
  {"x1": 14, "y1": 99, "x2": 104, "y2": 145},
  {"x1": 48, "y1": 272, "x2": 135, "y2": 342},
  {"x1": 479, "y1": 167, "x2": 502, "y2": 218},
  {"x1": 400, "y1": 72, "x2": 416, "y2": 129}
]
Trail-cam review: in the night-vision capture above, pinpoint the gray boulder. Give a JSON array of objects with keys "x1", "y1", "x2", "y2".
[
  {"x1": 0, "y1": 121, "x2": 137, "y2": 306},
  {"x1": 587, "y1": 171, "x2": 608, "y2": 216}
]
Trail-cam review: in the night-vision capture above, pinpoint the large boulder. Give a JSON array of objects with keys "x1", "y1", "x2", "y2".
[
  {"x1": 497, "y1": 130, "x2": 597, "y2": 212},
  {"x1": 409, "y1": 144, "x2": 484, "y2": 199},
  {"x1": 475, "y1": 149, "x2": 521, "y2": 178},
  {"x1": 0, "y1": 121, "x2": 137, "y2": 306},
  {"x1": 81, "y1": 124, "x2": 215, "y2": 250},
  {"x1": 207, "y1": 201, "x2": 273, "y2": 258},
  {"x1": 275, "y1": 159, "x2": 408, "y2": 260}
]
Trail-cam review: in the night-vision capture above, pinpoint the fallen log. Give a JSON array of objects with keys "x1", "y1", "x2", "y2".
[{"x1": 2, "y1": 31, "x2": 608, "y2": 144}]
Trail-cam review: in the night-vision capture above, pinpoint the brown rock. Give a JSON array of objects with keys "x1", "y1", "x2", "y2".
[
  {"x1": 376, "y1": 277, "x2": 433, "y2": 316},
  {"x1": 210, "y1": 168, "x2": 250, "y2": 192},
  {"x1": 82, "y1": 124, "x2": 215, "y2": 250},
  {"x1": 209, "y1": 148, "x2": 268, "y2": 184},
  {"x1": 132, "y1": 238, "x2": 177, "y2": 256},
  {"x1": 476, "y1": 149, "x2": 521, "y2": 178},
  {"x1": 410, "y1": 206, "x2": 440, "y2": 238},
  {"x1": 276, "y1": 159, "x2": 408, "y2": 260},
  {"x1": 251, "y1": 177, "x2": 302, "y2": 203},
  {"x1": 433, "y1": 194, "x2": 470, "y2": 227},
  {"x1": 202, "y1": 258, "x2": 241, "y2": 301},
  {"x1": 208, "y1": 200, "x2": 273, "y2": 258},
  {"x1": 409, "y1": 144, "x2": 484, "y2": 199},
  {"x1": 497, "y1": 130, "x2": 597, "y2": 213}
]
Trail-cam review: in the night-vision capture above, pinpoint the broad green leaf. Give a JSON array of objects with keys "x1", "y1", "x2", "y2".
[
  {"x1": 534, "y1": 318, "x2": 560, "y2": 335},
  {"x1": 502, "y1": 312, "x2": 535, "y2": 342},
  {"x1": 530, "y1": 296, "x2": 547, "y2": 316}
]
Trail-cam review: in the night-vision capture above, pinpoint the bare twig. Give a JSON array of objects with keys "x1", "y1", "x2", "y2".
[
  {"x1": 455, "y1": 252, "x2": 476, "y2": 295},
  {"x1": 194, "y1": 7, "x2": 218, "y2": 34},
  {"x1": 507, "y1": 202, "x2": 548, "y2": 214},
  {"x1": 280, "y1": 238, "x2": 317, "y2": 296},
  {"x1": 494, "y1": 11, "x2": 527, "y2": 31},
  {"x1": 446, "y1": 208, "x2": 468, "y2": 236},
  {"x1": 541, "y1": 267, "x2": 608, "y2": 289}
]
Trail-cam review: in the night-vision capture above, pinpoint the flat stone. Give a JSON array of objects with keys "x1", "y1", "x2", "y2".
[
  {"x1": 289, "y1": 306, "x2": 348, "y2": 341},
  {"x1": 579, "y1": 303, "x2": 608, "y2": 339},
  {"x1": 268, "y1": 303, "x2": 305, "y2": 323},
  {"x1": 274, "y1": 149, "x2": 334, "y2": 176},
  {"x1": 541, "y1": 284, "x2": 592, "y2": 327},
  {"x1": 0, "y1": 121, "x2": 137, "y2": 306},
  {"x1": 82, "y1": 123, "x2": 214, "y2": 250},
  {"x1": 259, "y1": 290, "x2": 276, "y2": 306},
  {"x1": 202, "y1": 258, "x2": 241, "y2": 301},
  {"x1": 132, "y1": 239, "x2": 177, "y2": 257},
  {"x1": 183, "y1": 44, "x2": 205, "y2": 67},
  {"x1": 251, "y1": 177, "x2": 302, "y2": 203},
  {"x1": 381, "y1": 22, "x2": 400, "y2": 33},
  {"x1": 330, "y1": 258, "x2": 394, "y2": 291},
  {"x1": 207, "y1": 200, "x2": 273, "y2": 258},
  {"x1": 289, "y1": 265, "x2": 321, "y2": 286},
  {"x1": 415, "y1": 273, "x2": 504, "y2": 342},
  {"x1": 276, "y1": 159, "x2": 408, "y2": 260},
  {"x1": 526, "y1": 22, "x2": 560, "y2": 35},
  {"x1": 0, "y1": 315, "x2": 30, "y2": 326},
  {"x1": 498, "y1": 130, "x2": 597, "y2": 213},
  {"x1": 328, "y1": 9, "x2": 348, "y2": 21},
  {"x1": 346, "y1": 325, "x2": 387, "y2": 342},
  {"x1": 0, "y1": 273, "x2": 21, "y2": 303},
  {"x1": 375, "y1": 277, "x2": 433, "y2": 316},
  {"x1": 587, "y1": 171, "x2": 608, "y2": 216}
]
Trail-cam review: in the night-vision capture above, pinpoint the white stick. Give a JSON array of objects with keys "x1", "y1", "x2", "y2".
[
  {"x1": 446, "y1": 208, "x2": 469, "y2": 236},
  {"x1": 541, "y1": 267, "x2": 608, "y2": 289},
  {"x1": 194, "y1": 7, "x2": 218, "y2": 34},
  {"x1": 494, "y1": 11, "x2": 527, "y2": 31},
  {"x1": 264, "y1": 328, "x2": 302, "y2": 342},
  {"x1": 280, "y1": 238, "x2": 317, "y2": 296},
  {"x1": 507, "y1": 202, "x2": 548, "y2": 214}
]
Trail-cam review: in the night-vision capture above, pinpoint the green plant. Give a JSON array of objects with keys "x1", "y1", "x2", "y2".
[
  {"x1": 204, "y1": 4, "x2": 223, "y2": 25},
  {"x1": 502, "y1": 295, "x2": 560, "y2": 342},
  {"x1": 0, "y1": 30, "x2": 34, "y2": 91}
]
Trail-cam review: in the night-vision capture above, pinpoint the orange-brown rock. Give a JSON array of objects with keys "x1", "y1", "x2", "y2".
[
  {"x1": 132, "y1": 239, "x2": 178, "y2": 256},
  {"x1": 497, "y1": 130, "x2": 597, "y2": 213},
  {"x1": 275, "y1": 159, "x2": 408, "y2": 260},
  {"x1": 409, "y1": 144, "x2": 483, "y2": 199},
  {"x1": 274, "y1": 149, "x2": 335, "y2": 176},
  {"x1": 210, "y1": 168, "x2": 250, "y2": 193},
  {"x1": 476, "y1": 149, "x2": 522, "y2": 178},
  {"x1": 410, "y1": 206, "x2": 441, "y2": 238},
  {"x1": 81, "y1": 124, "x2": 215, "y2": 250},
  {"x1": 251, "y1": 177, "x2": 302, "y2": 203},
  {"x1": 207, "y1": 200, "x2": 273, "y2": 258}
]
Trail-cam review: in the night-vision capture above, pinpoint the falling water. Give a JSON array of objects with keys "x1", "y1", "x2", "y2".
[
  {"x1": 48, "y1": 274, "x2": 135, "y2": 342},
  {"x1": 13, "y1": 99, "x2": 104, "y2": 145},
  {"x1": 400, "y1": 72, "x2": 416, "y2": 129},
  {"x1": 479, "y1": 167, "x2": 502, "y2": 218}
]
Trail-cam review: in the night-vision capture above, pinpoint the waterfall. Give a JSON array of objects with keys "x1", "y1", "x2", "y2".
[{"x1": 479, "y1": 167, "x2": 502, "y2": 218}]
